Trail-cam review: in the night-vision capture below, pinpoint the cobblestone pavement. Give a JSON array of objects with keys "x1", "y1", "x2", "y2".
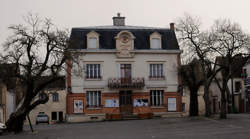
[{"x1": 1, "y1": 114, "x2": 250, "y2": 139}]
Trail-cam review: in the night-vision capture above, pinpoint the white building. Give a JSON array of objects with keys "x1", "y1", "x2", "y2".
[{"x1": 66, "y1": 14, "x2": 183, "y2": 122}]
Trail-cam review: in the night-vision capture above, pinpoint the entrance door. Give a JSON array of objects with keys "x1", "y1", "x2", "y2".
[
  {"x1": 59, "y1": 111, "x2": 63, "y2": 122},
  {"x1": 120, "y1": 64, "x2": 132, "y2": 84},
  {"x1": 119, "y1": 90, "x2": 133, "y2": 115}
]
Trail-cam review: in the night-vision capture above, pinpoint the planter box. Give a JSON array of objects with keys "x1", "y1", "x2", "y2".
[{"x1": 138, "y1": 113, "x2": 153, "y2": 119}]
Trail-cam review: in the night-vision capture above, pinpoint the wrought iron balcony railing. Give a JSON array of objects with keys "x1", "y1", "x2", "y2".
[{"x1": 108, "y1": 77, "x2": 145, "y2": 89}]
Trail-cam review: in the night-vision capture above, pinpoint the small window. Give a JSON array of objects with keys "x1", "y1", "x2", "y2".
[
  {"x1": 235, "y1": 81, "x2": 241, "y2": 92},
  {"x1": 87, "y1": 91, "x2": 101, "y2": 108},
  {"x1": 87, "y1": 31, "x2": 99, "y2": 49},
  {"x1": 52, "y1": 93, "x2": 59, "y2": 102},
  {"x1": 182, "y1": 103, "x2": 186, "y2": 112},
  {"x1": 168, "y1": 98, "x2": 177, "y2": 111},
  {"x1": 182, "y1": 87, "x2": 186, "y2": 96},
  {"x1": 89, "y1": 37, "x2": 97, "y2": 48},
  {"x1": 150, "y1": 90, "x2": 164, "y2": 106},
  {"x1": 151, "y1": 38, "x2": 161, "y2": 49},
  {"x1": 51, "y1": 112, "x2": 57, "y2": 120},
  {"x1": 86, "y1": 64, "x2": 101, "y2": 79},
  {"x1": 149, "y1": 64, "x2": 164, "y2": 79}
]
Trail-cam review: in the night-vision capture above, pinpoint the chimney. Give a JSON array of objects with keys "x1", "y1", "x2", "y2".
[
  {"x1": 113, "y1": 13, "x2": 125, "y2": 26},
  {"x1": 170, "y1": 23, "x2": 175, "y2": 31}
]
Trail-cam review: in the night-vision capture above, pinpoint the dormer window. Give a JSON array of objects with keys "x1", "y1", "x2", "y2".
[
  {"x1": 87, "y1": 31, "x2": 99, "y2": 49},
  {"x1": 89, "y1": 37, "x2": 97, "y2": 48},
  {"x1": 150, "y1": 32, "x2": 162, "y2": 49}
]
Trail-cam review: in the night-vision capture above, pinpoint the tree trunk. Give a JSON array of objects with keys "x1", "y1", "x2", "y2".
[
  {"x1": 220, "y1": 81, "x2": 227, "y2": 119},
  {"x1": 5, "y1": 91, "x2": 48, "y2": 133},
  {"x1": 204, "y1": 86, "x2": 211, "y2": 117},
  {"x1": 189, "y1": 89, "x2": 199, "y2": 116},
  {"x1": 220, "y1": 94, "x2": 227, "y2": 119},
  {"x1": 6, "y1": 108, "x2": 27, "y2": 133}
]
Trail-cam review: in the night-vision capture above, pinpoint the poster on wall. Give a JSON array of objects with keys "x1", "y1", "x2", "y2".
[
  {"x1": 168, "y1": 98, "x2": 177, "y2": 111},
  {"x1": 105, "y1": 99, "x2": 119, "y2": 107},
  {"x1": 74, "y1": 100, "x2": 83, "y2": 113},
  {"x1": 134, "y1": 99, "x2": 149, "y2": 107}
]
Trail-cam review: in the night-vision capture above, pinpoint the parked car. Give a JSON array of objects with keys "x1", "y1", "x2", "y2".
[
  {"x1": 36, "y1": 113, "x2": 49, "y2": 124},
  {"x1": 0, "y1": 123, "x2": 6, "y2": 135}
]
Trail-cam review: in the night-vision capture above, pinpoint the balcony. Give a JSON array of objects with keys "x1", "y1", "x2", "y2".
[{"x1": 108, "y1": 77, "x2": 145, "y2": 89}]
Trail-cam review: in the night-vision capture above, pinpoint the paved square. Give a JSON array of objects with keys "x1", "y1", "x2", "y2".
[{"x1": 2, "y1": 114, "x2": 250, "y2": 139}]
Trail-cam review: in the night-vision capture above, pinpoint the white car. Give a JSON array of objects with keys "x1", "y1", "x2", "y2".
[
  {"x1": 36, "y1": 113, "x2": 49, "y2": 124},
  {"x1": 0, "y1": 123, "x2": 6, "y2": 134}
]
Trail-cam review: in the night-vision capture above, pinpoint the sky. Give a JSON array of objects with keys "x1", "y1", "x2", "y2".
[{"x1": 0, "y1": 0, "x2": 250, "y2": 47}]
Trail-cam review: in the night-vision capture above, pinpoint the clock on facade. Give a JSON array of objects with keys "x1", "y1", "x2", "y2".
[{"x1": 121, "y1": 34, "x2": 129, "y2": 44}]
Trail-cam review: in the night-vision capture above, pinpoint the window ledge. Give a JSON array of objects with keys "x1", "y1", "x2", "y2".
[
  {"x1": 150, "y1": 106, "x2": 165, "y2": 109},
  {"x1": 87, "y1": 107, "x2": 102, "y2": 110},
  {"x1": 149, "y1": 77, "x2": 165, "y2": 81},
  {"x1": 73, "y1": 113, "x2": 85, "y2": 115},
  {"x1": 85, "y1": 78, "x2": 102, "y2": 81}
]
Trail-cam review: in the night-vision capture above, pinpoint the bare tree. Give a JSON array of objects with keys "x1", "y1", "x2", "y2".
[
  {"x1": 0, "y1": 13, "x2": 70, "y2": 132},
  {"x1": 177, "y1": 14, "x2": 221, "y2": 117},
  {"x1": 180, "y1": 59, "x2": 203, "y2": 116},
  {"x1": 211, "y1": 19, "x2": 250, "y2": 119}
]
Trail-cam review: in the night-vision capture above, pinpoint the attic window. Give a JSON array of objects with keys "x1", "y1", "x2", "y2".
[
  {"x1": 89, "y1": 37, "x2": 97, "y2": 48},
  {"x1": 87, "y1": 31, "x2": 99, "y2": 49},
  {"x1": 150, "y1": 32, "x2": 162, "y2": 49},
  {"x1": 151, "y1": 38, "x2": 161, "y2": 49}
]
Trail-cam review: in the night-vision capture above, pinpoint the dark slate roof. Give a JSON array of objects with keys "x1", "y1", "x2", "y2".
[{"x1": 69, "y1": 25, "x2": 179, "y2": 50}]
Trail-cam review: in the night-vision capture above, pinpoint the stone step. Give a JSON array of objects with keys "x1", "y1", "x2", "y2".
[{"x1": 123, "y1": 114, "x2": 139, "y2": 120}]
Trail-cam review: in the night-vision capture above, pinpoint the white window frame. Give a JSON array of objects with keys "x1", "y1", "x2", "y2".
[
  {"x1": 85, "y1": 64, "x2": 101, "y2": 79},
  {"x1": 89, "y1": 37, "x2": 97, "y2": 48},
  {"x1": 150, "y1": 32, "x2": 162, "y2": 49},
  {"x1": 149, "y1": 64, "x2": 164, "y2": 79},
  {"x1": 87, "y1": 31, "x2": 99, "y2": 49},
  {"x1": 86, "y1": 91, "x2": 101, "y2": 108},
  {"x1": 150, "y1": 90, "x2": 164, "y2": 106}
]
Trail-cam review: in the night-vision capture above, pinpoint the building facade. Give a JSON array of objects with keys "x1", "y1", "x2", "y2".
[
  {"x1": 0, "y1": 64, "x2": 21, "y2": 123},
  {"x1": 66, "y1": 14, "x2": 182, "y2": 122},
  {"x1": 243, "y1": 58, "x2": 250, "y2": 112},
  {"x1": 25, "y1": 77, "x2": 66, "y2": 125}
]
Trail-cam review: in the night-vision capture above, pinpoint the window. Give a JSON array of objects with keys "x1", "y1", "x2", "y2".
[
  {"x1": 87, "y1": 91, "x2": 101, "y2": 108},
  {"x1": 182, "y1": 87, "x2": 186, "y2": 96},
  {"x1": 151, "y1": 38, "x2": 161, "y2": 49},
  {"x1": 74, "y1": 100, "x2": 84, "y2": 113},
  {"x1": 168, "y1": 98, "x2": 177, "y2": 111},
  {"x1": 52, "y1": 93, "x2": 59, "y2": 102},
  {"x1": 149, "y1": 64, "x2": 164, "y2": 78},
  {"x1": 235, "y1": 81, "x2": 241, "y2": 92},
  {"x1": 51, "y1": 112, "x2": 57, "y2": 120},
  {"x1": 150, "y1": 90, "x2": 164, "y2": 106},
  {"x1": 86, "y1": 64, "x2": 101, "y2": 79},
  {"x1": 87, "y1": 31, "x2": 99, "y2": 49},
  {"x1": 150, "y1": 32, "x2": 162, "y2": 49},
  {"x1": 182, "y1": 103, "x2": 186, "y2": 112},
  {"x1": 89, "y1": 37, "x2": 97, "y2": 48}
]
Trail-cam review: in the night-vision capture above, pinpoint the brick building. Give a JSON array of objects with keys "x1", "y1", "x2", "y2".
[{"x1": 66, "y1": 13, "x2": 182, "y2": 122}]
